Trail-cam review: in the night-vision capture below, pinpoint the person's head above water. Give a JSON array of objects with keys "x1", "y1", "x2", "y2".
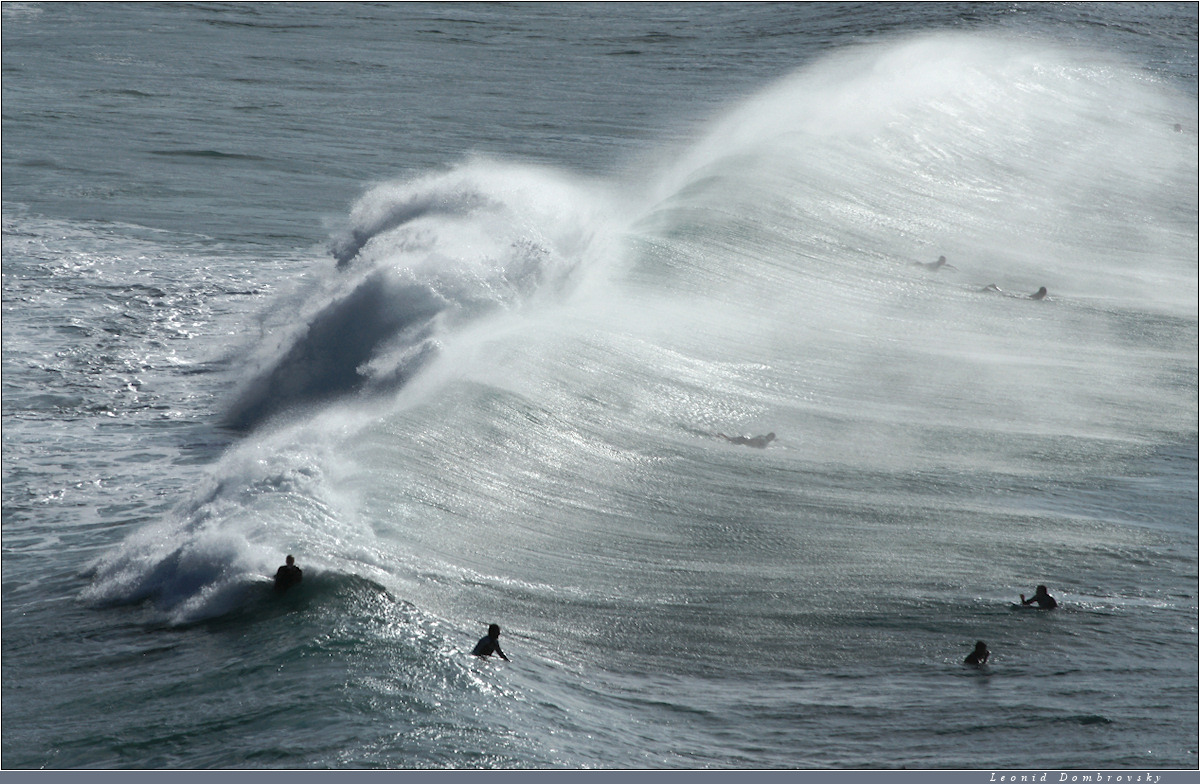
[
  {"x1": 1035, "y1": 585, "x2": 1049, "y2": 596},
  {"x1": 285, "y1": 555, "x2": 295, "y2": 566},
  {"x1": 488, "y1": 624, "x2": 501, "y2": 638},
  {"x1": 964, "y1": 639, "x2": 989, "y2": 664}
]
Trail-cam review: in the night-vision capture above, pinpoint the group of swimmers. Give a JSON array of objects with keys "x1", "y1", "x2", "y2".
[
  {"x1": 916, "y1": 255, "x2": 1049, "y2": 300},
  {"x1": 475, "y1": 587, "x2": 1061, "y2": 667},
  {"x1": 965, "y1": 584, "x2": 1058, "y2": 666},
  {"x1": 276, "y1": 556, "x2": 1058, "y2": 668},
  {"x1": 273, "y1": 555, "x2": 511, "y2": 661},
  {"x1": 711, "y1": 255, "x2": 1048, "y2": 453}
]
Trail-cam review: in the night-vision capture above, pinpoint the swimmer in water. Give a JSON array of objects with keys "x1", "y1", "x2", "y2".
[
  {"x1": 915, "y1": 255, "x2": 956, "y2": 271},
  {"x1": 274, "y1": 554, "x2": 302, "y2": 592},
  {"x1": 964, "y1": 640, "x2": 990, "y2": 665},
  {"x1": 981, "y1": 284, "x2": 1047, "y2": 300},
  {"x1": 1020, "y1": 585, "x2": 1058, "y2": 609},
  {"x1": 719, "y1": 432, "x2": 776, "y2": 448},
  {"x1": 471, "y1": 623, "x2": 509, "y2": 660}
]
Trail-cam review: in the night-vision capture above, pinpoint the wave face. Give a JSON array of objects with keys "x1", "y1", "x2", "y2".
[
  {"x1": 222, "y1": 160, "x2": 614, "y2": 431},
  {"x1": 67, "y1": 30, "x2": 1197, "y2": 768}
]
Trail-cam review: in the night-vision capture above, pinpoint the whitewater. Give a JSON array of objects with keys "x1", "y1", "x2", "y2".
[{"x1": 3, "y1": 2, "x2": 1196, "y2": 770}]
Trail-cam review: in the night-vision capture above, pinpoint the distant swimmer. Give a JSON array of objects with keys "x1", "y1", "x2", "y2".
[
  {"x1": 980, "y1": 284, "x2": 1047, "y2": 300},
  {"x1": 914, "y1": 255, "x2": 956, "y2": 271},
  {"x1": 472, "y1": 623, "x2": 509, "y2": 660},
  {"x1": 274, "y1": 554, "x2": 302, "y2": 592},
  {"x1": 1020, "y1": 584, "x2": 1057, "y2": 609},
  {"x1": 964, "y1": 640, "x2": 990, "y2": 665},
  {"x1": 719, "y1": 432, "x2": 776, "y2": 448}
]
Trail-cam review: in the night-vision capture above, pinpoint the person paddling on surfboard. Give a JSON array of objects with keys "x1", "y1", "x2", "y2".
[
  {"x1": 980, "y1": 284, "x2": 1047, "y2": 300},
  {"x1": 1020, "y1": 584, "x2": 1057, "y2": 608},
  {"x1": 472, "y1": 623, "x2": 509, "y2": 660},
  {"x1": 274, "y1": 555, "x2": 302, "y2": 592},
  {"x1": 914, "y1": 255, "x2": 956, "y2": 271},
  {"x1": 718, "y1": 432, "x2": 776, "y2": 448}
]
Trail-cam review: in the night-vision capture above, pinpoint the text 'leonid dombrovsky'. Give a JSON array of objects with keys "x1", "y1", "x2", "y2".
[{"x1": 989, "y1": 775, "x2": 1164, "y2": 783}]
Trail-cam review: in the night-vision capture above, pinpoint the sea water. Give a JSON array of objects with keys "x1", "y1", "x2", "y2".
[{"x1": 2, "y1": 2, "x2": 1196, "y2": 770}]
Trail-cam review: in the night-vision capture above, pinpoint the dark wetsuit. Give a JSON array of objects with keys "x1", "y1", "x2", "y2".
[
  {"x1": 1022, "y1": 593, "x2": 1056, "y2": 608},
  {"x1": 964, "y1": 647, "x2": 989, "y2": 665},
  {"x1": 472, "y1": 635, "x2": 507, "y2": 660},
  {"x1": 274, "y1": 564, "x2": 302, "y2": 592}
]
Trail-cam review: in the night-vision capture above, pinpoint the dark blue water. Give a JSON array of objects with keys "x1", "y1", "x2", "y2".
[{"x1": 3, "y1": 2, "x2": 1196, "y2": 770}]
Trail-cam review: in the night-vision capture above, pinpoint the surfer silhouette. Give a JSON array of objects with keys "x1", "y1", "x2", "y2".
[
  {"x1": 980, "y1": 284, "x2": 1048, "y2": 300},
  {"x1": 274, "y1": 555, "x2": 302, "y2": 592},
  {"x1": 719, "y1": 432, "x2": 776, "y2": 448},
  {"x1": 964, "y1": 640, "x2": 990, "y2": 665},
  {"x1": 472, "y1": 623, "x2": 509, "y2": 660},
  {"x1": 1020, "y1": 585, "x2": 1057, "y2": 609},
  {"x1": 915, "y1": 255, "x2": 956, "y2": 271}
]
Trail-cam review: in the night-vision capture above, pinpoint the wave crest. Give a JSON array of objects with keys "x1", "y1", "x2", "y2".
[{"x1": 225, "y1": 157, "x2": 615, "y2": 431}]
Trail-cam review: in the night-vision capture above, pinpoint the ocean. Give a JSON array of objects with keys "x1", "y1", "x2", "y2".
[{"x1": 2, "y1": 1, "x2": 1196, "y2": 770}]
